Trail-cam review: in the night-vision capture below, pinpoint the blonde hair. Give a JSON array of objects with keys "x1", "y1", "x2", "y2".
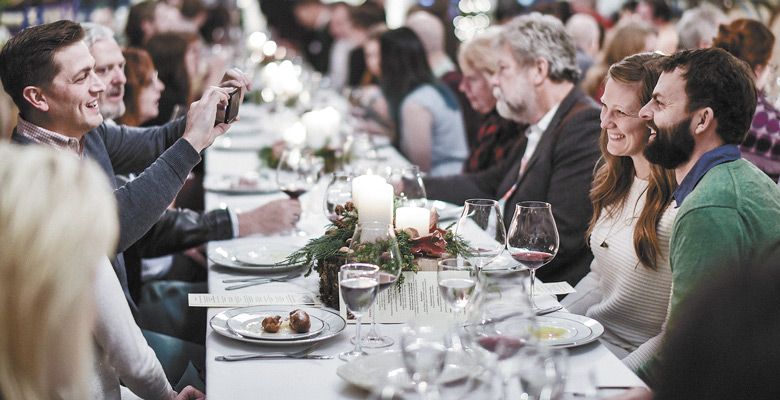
[
  {"x1": 0, "y1": 144, "x2": 118, "y2": 400},
  {"x1": 458, "y1": 26, "x2": 503, "y2": 77}
]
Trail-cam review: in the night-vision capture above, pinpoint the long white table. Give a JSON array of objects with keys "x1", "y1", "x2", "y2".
[{"x1": 203, "y1": 110, "x2": 646, "y2": 399}]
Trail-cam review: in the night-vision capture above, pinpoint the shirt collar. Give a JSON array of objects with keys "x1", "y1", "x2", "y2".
[
  {"x1": 673, "y1": 144, "x2": 741, "y2": 206},
  {"x1": 16, "y1": 116, "x2": 84, "y2": 157},
  {"x1": 526, "y1": 102, "x2": 560, "y2": 137}
]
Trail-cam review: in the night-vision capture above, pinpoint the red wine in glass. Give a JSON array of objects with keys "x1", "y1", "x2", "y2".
[
  {"x1": 477, "y1": 335, "x2": 526, "y2": 360},
  {"x1": 510, "y1": 250, "x2": 555, "y2": 270},
  {"x1": 281, "y1": 188, "x2": 307, "y2": 199}
]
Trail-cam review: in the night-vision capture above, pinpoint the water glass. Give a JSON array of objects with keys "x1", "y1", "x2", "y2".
[
  {"x1": 436, "y1": 258, "x2": 477, "y2": 314},
  {"x1": 400, "y1": 322, "x2": 449, "y2": 400},
  {"x1": 339, "y1": 263, "x2": 379, "y2": 361}
]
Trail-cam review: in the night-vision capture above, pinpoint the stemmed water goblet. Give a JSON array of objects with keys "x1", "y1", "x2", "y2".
[
  {"x1": 455, "y1": 199, "x2": 506, "y2": 271},
  {"x1": 323, "y1": 171, "x2": 353, "y2": 221},
  {"x1": 436, "y1": 258, "x2": 477, "y2": 318},
  {"x1": 338, "y1": 263, "x2": 380, "y2": 361},
  {"x1": 347, "y1": 221, "x2": 404, "y2": 348},
  {"x1": 276, "y1": 147, "x2": 322, "y2": 235},
  {"x1": 506, "y1": 201, "x2": 559, "y2": 310}
]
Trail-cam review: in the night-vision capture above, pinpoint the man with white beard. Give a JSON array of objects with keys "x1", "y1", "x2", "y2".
[{"x1": 424, "y1": 13, "x2": 601, "y2": 286}]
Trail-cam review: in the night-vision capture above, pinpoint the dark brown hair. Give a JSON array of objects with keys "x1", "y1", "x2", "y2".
[
  {"x1": 143, "y1": 31, "x2": 198, "y2": 125},
  {"x1": 117, "y1": 48, "x2": 156, "y2": 127},
  {"x1": 660, "y1": 48, "x2": 757, "y2": 144},
  {"x1": 588, "y1": 52, "x2": 677, "y2": 270},
  {"x1": 0, "y1": 20, "x2": 84, "y2": 115},
  {"x1": 713, "y1": 18, "x2": 775, "y2": 73},
  {"x1": 125, "y1": 0, "x2": 158, "y2": 47}
]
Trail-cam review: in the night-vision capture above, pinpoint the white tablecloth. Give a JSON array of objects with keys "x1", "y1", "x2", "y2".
[{"x1": 202, "y1": 112, "x2": 646, "y2": 399}]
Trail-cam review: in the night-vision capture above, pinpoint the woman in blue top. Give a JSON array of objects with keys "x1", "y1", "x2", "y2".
[{"x1": 378, "y1": 28, "x2": 468, "y2": 176}]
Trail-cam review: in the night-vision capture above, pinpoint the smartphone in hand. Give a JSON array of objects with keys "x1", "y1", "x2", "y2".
[{"x1": 223, "y1": 88, "x2": 241, "y2": 124}]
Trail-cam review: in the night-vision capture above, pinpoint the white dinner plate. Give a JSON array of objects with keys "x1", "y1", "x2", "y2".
[
  {"x1": 203, "y1": 171, "x2": 278, "y2": 195},
  {"x1": 211, "y1": 306, "x2": 346, "y2": 346},
  {"x1": 336, "y1": 350, "x2": 474, "y2": 391},
  {"x1": 226, "y1": 310, "x2": 325, "y2": 340},
  {"x1": 430, "y1": 200, "x2": 463, "y2": 221},
  {"x1": 208, "y1": 239, "x2": 302, "y2": 272},
  {"x1": 533, "y1": 313, "x2": 604, "y2": 348}
]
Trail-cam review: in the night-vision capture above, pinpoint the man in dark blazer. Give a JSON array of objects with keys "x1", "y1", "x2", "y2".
[{"x1": 425, "y1": 13, "x2": 601, "y2": 286}]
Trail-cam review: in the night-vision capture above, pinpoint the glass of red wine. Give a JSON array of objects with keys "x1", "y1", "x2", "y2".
[
  {"x1": 338, "y1": 263, "x2": 379, "y2": 361},
  {"x1": 348, "y1": 221, "x2": 403, "y2": 348},
  {"x1": 276, "y1": 147, "x2": 321, "y2": 235},
  {"x1": 506, "y1": 201, "x2": 559, "y2": 310}
]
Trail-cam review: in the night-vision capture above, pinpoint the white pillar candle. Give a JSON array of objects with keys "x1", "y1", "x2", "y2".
[
  {"x1": 351, "y1": 174, "x2": 386, "y2": 209},
  {"x1": 395, "y1": 206, "x2": 431, "y2": 237},
  {"x1": 356, "y1": 182, "x2": 394, "y2": 226}
]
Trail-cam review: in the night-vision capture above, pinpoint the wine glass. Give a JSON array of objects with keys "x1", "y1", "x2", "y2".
[
  {"x1": 387, "y1": 166, "x2": 427, "y2": 207},
  {"x1": 323, "y1": 171, "x2": 353, "y2": 221},
  {"x1": 338, "y1": 263, "x2": 379, "y2": 361},
  {"x1": 436, "y1": 258, "x2": 477, "y2": 316},
  {"x1": 400, "y1": 321, "x2": 449, "y2": 400},
  {"x1": 462, "y1": 269, "x2": 534, "y2": 399},
  {"x1": 506, "y1": 201, "x2": 559, "y2": 310},
  {"x1": 276, "y1": 147, "x2": 322, "y2": 235},
  {"x1": 347, "y1": 221, "x2": 404, "y2": 348},
  {"x1": 455, "y1": 199, "x2": 506, "y2": 271}
]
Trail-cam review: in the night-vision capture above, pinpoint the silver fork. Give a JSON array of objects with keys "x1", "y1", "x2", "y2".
[
  {"x1": 222, "y1": 272, "x2": 301, "y2": 284},
  {"x1": 215, "y1": 343, "x2": 328, "y2": 361},
  {"x1": 224, "y1": 275, "x2": 301, "y2": 290}
]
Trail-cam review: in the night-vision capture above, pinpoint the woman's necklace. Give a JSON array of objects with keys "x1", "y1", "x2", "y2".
[{"x1": 598, "y1": 183, "x2": 649, "y2": 249}]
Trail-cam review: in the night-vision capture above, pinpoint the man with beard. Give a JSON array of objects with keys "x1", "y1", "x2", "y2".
[
  {"x1": 424, "y1": 13, "x2": 601, "y2": 286},
  {"x1": 637, "y1": 48, "x2": 780, "y2": 385}
]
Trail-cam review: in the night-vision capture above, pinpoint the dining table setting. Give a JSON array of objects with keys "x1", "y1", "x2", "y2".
[{"x1": 198, "y1": 85, "x2": 647, "y2": 399}]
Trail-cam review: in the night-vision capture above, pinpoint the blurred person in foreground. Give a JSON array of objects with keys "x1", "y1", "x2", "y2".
[
  {"x1": 637, "y1": 47, "x2": 780, "y2": 384},
  {"x1": 456, "y1": 27, "x2": 527, "y2": 173},
  {"x1": 713, "y1": 18, "x2": 780, "y2": 181},
  {"x1": 562, "y1": 52, "x2": 677, "y2": 371},
  {"x1": 424, "y1": 13, "x2": 602, "y2": 286},
  {"x1": 0, "y1": 144, "x2": 204, "y2": 400}
]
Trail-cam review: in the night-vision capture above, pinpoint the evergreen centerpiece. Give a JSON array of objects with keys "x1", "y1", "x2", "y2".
[{"x1": 281, "y1": 201, "x2": 471, "y2": 308}]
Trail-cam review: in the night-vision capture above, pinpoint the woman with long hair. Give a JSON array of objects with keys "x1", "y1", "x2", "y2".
[
  {"x1": 143, "y1": 32, "x2": 199, "y2": 125},
  {"x1": 561, "y1": 52, "x2": 678, "y2": 371},
  {"x1": 378, "y1": 27, "x2": 467, "y2": 176},
  {"x1": 117, "y1": 48, "x2": 166, "y2": 127}
]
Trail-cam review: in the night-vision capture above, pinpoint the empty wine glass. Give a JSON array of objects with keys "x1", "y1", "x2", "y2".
[
  {"x1": 455, "y1": 199, "x2": 506, "y2": 271},
  {"x1": 506, "y1": 201, "x2": 559, "y2": 310},
  {"x1": 387, "y1": 166, "x2": 427, "y2": 207},
  {"x1": 276, "y1": 148, "x2": 322, "y2": 235},
  {"x1": 436, "y1": 258, "x2": 477, "y2": 316},
  {"x1": 323, "y1": 171, "x2": 353, "y2": 221},
  {"x1": 348, "y1": 221, "x2": 404, "y2": 348},
  {"x1": 339, "y1": 263, "x2": 379, "y2": 362}
]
